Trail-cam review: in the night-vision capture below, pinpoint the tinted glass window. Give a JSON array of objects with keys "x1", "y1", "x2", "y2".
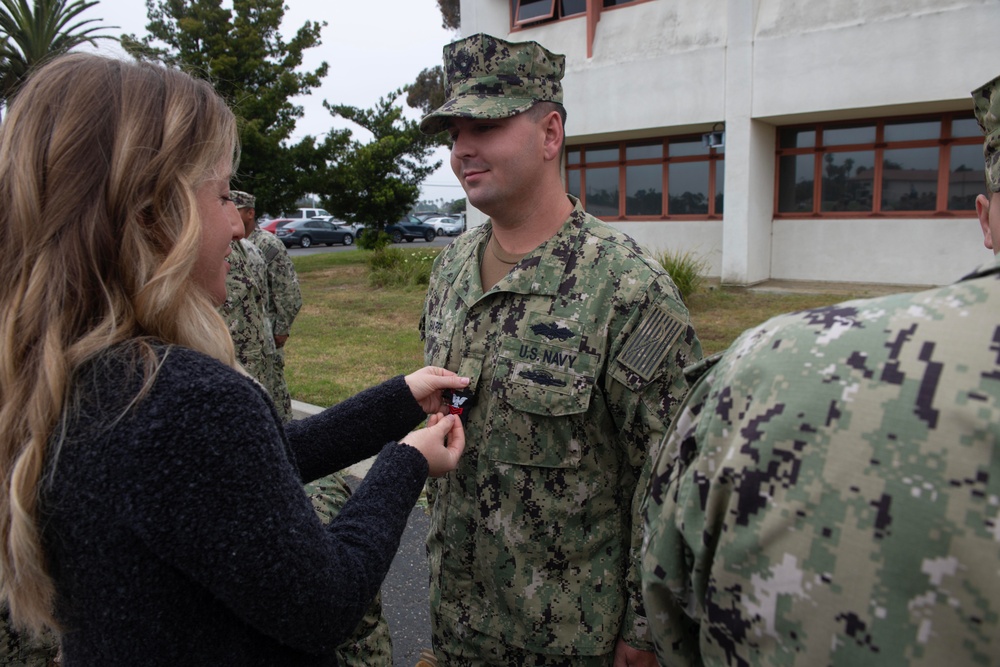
[
  {"x1": 567, "y1": 169, "x2": 581, "y2": 199},
  {"x1": 948, "y1": 143, "x2": 984, "y2": 210},
  {"x1": 779, "y1": 128, "x2": 816, "y2": 149},
  {"x1": 584, "y1": 167, "x2": 619, "y2": 216},
  {"x1": 516, "y1": 0, "x2": 555, "y2": 22},
  {"x1": 626, "y1": 143, "x2": 662, "y2": 160},
  {"x1": 715, "y1": 160, "x2": 725, "y2": 214},
  {"x1": 881, "y1": 147, "x2": 938, "y2": 211},
  {"x1": 884, "y1": 120, "x2": 939, "y2": 142},
  {"x1": 821, "y1": 150, "x2": 874, "y2": 211},
  {"x1": 823, "y1": 125, "x2": 876, "y2": 146},
  {"x1": 585, "y1": 146, "x2": 618, "y2": 163},
  {"x1": 778, "y1": 155, "x2": 814, "y2": 213},
  {"x1": 669, "y1": 162, "x2": 709, "y2": 214},
  {"x1": 669, "y1": 139, "x2": 704, "y2": 157},
  {"x1": 952, "y1": 117, "x2": 981, "y2": 138},
  {"x1": 626, "y1": 164, "x2": 662, "y2": 215},
  {"x1": 776, "y1": 113, "x2": 978, "y2": 216}
]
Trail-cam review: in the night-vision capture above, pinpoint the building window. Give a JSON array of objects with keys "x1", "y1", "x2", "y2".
[
  {"x1": 510, "y1": 0, "x2": 636, "y2": 27},
  {"x1": 566, "y1": 135, "x2": 724, "y2": 220},
  {"x1": 775, "y1": 112, "x2": 982, "y2": 217}
]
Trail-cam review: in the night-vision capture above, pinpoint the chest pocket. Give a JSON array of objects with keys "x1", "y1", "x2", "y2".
[{"x1": 489, "y1": 312, "x2": 601, "y2": 468}]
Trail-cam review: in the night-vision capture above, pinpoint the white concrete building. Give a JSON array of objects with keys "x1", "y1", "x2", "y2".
[{"x1": 457, "y1": 0, "x2": 1000, "y2": 286}]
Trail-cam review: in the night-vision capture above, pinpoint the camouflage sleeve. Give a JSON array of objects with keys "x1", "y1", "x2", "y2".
[
  {"x1": 640, "y1": 355, "x2": 721, "y2": 666},
  {"x1": 608, "y1": 276, "x2": 703, "y2": 649},
  {"x1": 261, "y1": 240, "x2": 302, "y2": 336}
]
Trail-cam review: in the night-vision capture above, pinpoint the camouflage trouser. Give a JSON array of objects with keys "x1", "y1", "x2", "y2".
[
  {"x1": 430, "y1": 614, "x2": 612, "y2": 667},
  {"x1": 0, "y1": 607, "x2": 59, "y2": 667},
  {"x1": 305, "y1": 472, "x2": 392, "y2": 667},
  {"x1": 268, "y1": 347, "x2": 293, "y2": 423}
]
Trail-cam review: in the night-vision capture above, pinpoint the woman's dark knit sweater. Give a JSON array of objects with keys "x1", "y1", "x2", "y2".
[{"x1": 40, "y1": 345, "x2": 430, "y2": 666}]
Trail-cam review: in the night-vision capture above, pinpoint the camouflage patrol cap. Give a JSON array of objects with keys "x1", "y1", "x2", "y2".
[
  {"x1": 419, "y1": 33, "x2": 565, "y2": 135},
  {"x1": 972, "y1": 74, "x2": 1000, "y2": 193},
  {"x1": 231, "y1": 190, "x2": 255, "y2": 209}
]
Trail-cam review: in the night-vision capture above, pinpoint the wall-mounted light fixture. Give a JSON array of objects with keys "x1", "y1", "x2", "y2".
[{"x1": 702, "y1": 122, "x2": 725, "y2": 149}]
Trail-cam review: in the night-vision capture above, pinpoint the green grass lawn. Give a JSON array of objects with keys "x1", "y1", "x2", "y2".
[{"x1": 284, "y1": 250, "x2": 898, "y2": 407}]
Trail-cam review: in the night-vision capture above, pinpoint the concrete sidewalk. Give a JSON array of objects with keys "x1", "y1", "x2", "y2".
[{"x1": 745, "y1": 279, "x2": 925, "y2": 297}]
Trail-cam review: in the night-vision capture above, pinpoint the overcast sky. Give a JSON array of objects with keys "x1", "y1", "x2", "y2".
[{"x1": 80, "y1": 0, "x2": 463, "y2": 204}]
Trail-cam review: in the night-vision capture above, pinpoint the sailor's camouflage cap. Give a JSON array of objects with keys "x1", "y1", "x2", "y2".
[
  {"x1": 419, "y1": 33, "x2": 565, "y2": 135},
  {"x1": 972, "y1": 74, "x2": 1000, "y2": 193},
  {"x1": 231, "y1": 190, "x2": 255, "y2": 209}
]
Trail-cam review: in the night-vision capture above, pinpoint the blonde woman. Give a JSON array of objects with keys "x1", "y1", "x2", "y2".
[{"x1": 0, "y1": 53, "x2": 466, "y2": 666}]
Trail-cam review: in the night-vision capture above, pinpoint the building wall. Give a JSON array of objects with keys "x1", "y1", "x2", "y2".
[
  {"x1": 458, "y1": 0, "x2": 1000, "y2": 286},
  {"x1": 772, "y1": 218, "x2": 987, "y2": 286}
]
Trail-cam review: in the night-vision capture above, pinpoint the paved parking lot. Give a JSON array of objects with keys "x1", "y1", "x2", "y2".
[{"x1": 284, "y1": 232, "x2": 454, "y2": 257}]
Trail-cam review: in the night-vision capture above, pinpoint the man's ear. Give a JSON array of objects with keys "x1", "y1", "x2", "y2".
[
  {"x1": 541, "y1": 111, "x2": 564, "y2": 162},
  {"x1": 976, "y1": 193, "x2": 994, "y2": 250}
]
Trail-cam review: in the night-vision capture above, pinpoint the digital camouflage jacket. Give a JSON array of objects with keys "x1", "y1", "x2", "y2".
[
  {"x1": 219, "y1": 240, "x2": 285, "y2": 416},
  {"x1": 248, "y1": 228, "x2": 302, "y2": 338},
  {"x1": 642, "y1": 258, "x2": 1000, "y2": 666}
]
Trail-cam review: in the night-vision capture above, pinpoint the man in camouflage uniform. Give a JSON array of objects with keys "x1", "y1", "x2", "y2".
[
  {"x1": 226, "y1": 190, "x2": 392, "y2": 667},
  {"x1": 231, "y1": 191, "x2": 300, "y2": 422},
  {"x1": 226, "y1": 192, "x2": 393, "y2": 665},
  {"x1": 305, "y1": 476, "x2": 394, "y2": 666},
  {"x1": 418, "y1": 34, "x2": 702, "y2": 666},
  {"x1": 218, "y1": 216, "x2": 273, "y2": 399},
  {"x1": 640, "y1": 75, "x2": 1000, "y2": 666}
]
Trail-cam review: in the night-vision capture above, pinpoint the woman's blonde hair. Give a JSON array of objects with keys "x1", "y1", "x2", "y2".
[{"x1": 0, "y1": 53, "x2": 239, "y2": 634}]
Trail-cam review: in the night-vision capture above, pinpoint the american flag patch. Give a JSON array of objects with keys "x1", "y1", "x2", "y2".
[{"x1": 617, "y1": 304, "x2": 686, "y2": 380}]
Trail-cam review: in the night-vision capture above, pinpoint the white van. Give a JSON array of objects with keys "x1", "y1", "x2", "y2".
[{"x1": 282, "y1": 208, "x2": 330, "y2": 220}]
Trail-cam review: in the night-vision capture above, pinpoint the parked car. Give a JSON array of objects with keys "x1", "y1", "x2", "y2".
[
  {"x1": 422, "y1": 215, "x2": 464, "y2": 236},
  {"x1": 281, "y1": 207, "x2": 330, "y2": 220},
  {"x1": 315, "y1": 216, "x2": 365, "y2": 236},
  {"x1": 276, "y1": 219, "x2": 355, "y2": 248},
  {"x1": 385, "y1": 215, "x2": 436, "y2": 243},
  {"x1": 260, "y1": 217, "x2": 293, "y2": 234}
]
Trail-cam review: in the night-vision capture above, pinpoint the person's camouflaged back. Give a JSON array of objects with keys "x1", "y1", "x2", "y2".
[
  {"x1": 248, "y1": 228, "x2": 301, "y2": 338},
  {"x1": 244, "y1": 229, "x2": 300, "y2": 422},
  {"x1": 422, "y1": 199, "x2": 702, "y2": 654},
  {"x1": 419, "y1": 33, "x2": 564, "y2": 134},
  {"x1": 305, "y1": 474, "x2": 392, "y2": 666},
  {"x1": 641, "y1": 260, "x2": 1000, "y2": 666},
  {"x1": 973, "y1": 73, "x2": 1000, "y2": 193},
  {"x1": 219, "y1": 240, "x2": 276, "y2": 406}
]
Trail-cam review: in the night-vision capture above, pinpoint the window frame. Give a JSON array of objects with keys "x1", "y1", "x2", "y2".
[
  {"x1": 565, "y1": 134, "x2": 725, "y2": 221},
  {"x1": 509, "y1": 0, "x2": 651, "y2": 29},
  {"x1": 773, "y1": 111, "x2": 982, "y2": 219},
  {"x1": 512, "y1": 0, "x2": 557, "y2": 26}
]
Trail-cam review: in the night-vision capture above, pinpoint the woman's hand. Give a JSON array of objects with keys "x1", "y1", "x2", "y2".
[
  {"x1": 404, "y1": 366, "x2": 470, "y2": 414},
  {"x1": 400, "y1": 413, "x2": 465, "y2": 477}
]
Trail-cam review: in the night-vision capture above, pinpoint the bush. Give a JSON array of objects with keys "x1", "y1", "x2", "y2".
[
  {"x1": 367, "y1": 247, "x2": 437, "y2": 289},
  {"x1": 357, "y1": 227, "x2": 391, "y2": 251},
  {"x1": 655, "y1": 249, "x2": 709, "y2": 303}
]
